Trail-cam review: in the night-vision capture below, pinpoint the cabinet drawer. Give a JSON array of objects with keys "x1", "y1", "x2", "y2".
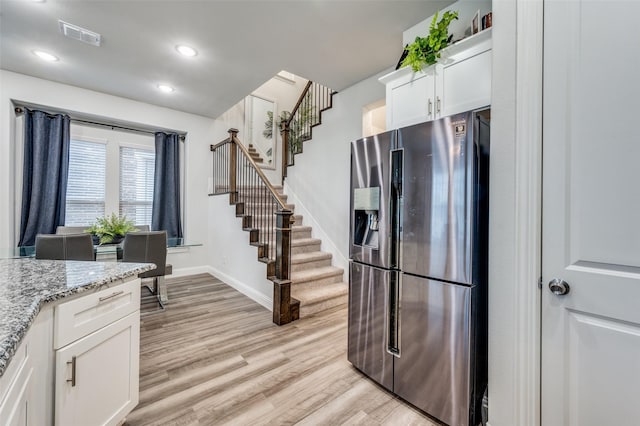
[{"x1": 54, "y1": 278, "x2": 140, "y2": 349}]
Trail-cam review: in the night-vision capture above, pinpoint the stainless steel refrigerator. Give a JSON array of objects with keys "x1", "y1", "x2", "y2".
[{"x1": 348, "y1": 110, "x2": 490, "y2": 426}]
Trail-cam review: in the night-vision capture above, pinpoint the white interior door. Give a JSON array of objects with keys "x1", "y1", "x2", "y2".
[{"x1": 542, "y1": 1, "x2": 640, "y2": 425}]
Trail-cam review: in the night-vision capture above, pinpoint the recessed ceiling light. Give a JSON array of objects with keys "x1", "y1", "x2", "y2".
[
  {"x1": 157, "y1": 84, "x2": 175, "y2": 93},
  {"x1": 33, "y1": 50, "x2": 59, "y2": 62},
  {"x1": 175, "y1": 45, "x2": 198, "y2": 57}
]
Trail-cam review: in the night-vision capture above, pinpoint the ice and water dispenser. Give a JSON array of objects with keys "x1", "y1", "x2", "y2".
[{"x1": 352, "y1": 187, "x2": 380, "y2": 249}]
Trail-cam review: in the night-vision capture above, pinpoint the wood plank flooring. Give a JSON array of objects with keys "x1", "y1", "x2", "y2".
[{"x1": 125, "y1": 274, "x2": 437, "y2": 426}]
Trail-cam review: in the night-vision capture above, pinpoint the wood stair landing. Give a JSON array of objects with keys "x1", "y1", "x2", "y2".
[{"x1": 237, "y1": 185, "x2": 347, "y2": 319}]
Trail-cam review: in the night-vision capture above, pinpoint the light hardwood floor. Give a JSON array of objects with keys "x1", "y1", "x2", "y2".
[{"x1": 126, "y1": 274, "x2": 437, "y2": 426}]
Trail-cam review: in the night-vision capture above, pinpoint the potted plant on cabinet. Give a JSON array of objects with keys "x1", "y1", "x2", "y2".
[
  {"x1": 401, "y1": 10, "x2": 459, "y2": 71},
  {"x1": 85, "y1": 213, "x2": 137, "y2": 245}
]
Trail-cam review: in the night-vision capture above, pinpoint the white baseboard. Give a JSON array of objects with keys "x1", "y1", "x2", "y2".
[
  {"x1": 170, "y1": 265, "x2": 212, "y2": 278},
  {"x1": 206, "y1": 265, "x2": 273, "y2": 311}
]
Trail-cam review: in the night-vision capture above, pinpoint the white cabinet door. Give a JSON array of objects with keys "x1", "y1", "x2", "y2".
[
  {"x1": 387, "y1": 68, "x2": 435, "y2": 129},
  {"x1": 0, "y1": 367, "x2": 32, "y2": 426},
  {"x1": 55, "y1": 311, "x2": 140, "y2": 426},
  {"x1": 437, "y1": 49, "x2": 492, "y2": 118},
  {"x1": 0, "y1": 307, "x2": 53, "y2": 426},
  {"x1": 542, "y1": 1, "x2": 640, "y2": 425}
]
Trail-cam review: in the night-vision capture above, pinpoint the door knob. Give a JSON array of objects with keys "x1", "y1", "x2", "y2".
[{"x1": 548, "y1": 278, "x2": 570, "y2": 296}]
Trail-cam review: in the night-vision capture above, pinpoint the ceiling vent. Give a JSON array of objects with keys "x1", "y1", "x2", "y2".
[{"x1": 58, "y1": 20, "x2": 101, "y2": 47}]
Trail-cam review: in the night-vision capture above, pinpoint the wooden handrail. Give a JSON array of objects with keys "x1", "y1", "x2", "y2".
[
  {"x1": 280, "y1": 80, "x2": 336, "y2": 183},
  {"x1": 211, "y1": 129, "x2": 289, "y2": 212},
  {"x1": 228, "y1": 130, "x2": 289, "y2": 212},
  {"x1": 210, "y1": 136, "x2": 231, "y2": 151},
  {"x1": 285, "y1": 80, "x2": 312, "y2": 127}
]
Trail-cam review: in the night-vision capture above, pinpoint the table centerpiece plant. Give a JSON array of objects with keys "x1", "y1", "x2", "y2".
[{"x1": 85, "y1": 213, "x2": 138, "y2": 245}]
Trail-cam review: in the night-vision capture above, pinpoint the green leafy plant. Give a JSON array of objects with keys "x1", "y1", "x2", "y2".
[
  {"x1": 85, "y1": 213, "x2": 138, "y2": 244},
  {"x1": 401, "y1": 10, "x2": 459, "y2": 71},
  {"x1": 263, "y1": 97, "x2": 316, "y2": 154}
]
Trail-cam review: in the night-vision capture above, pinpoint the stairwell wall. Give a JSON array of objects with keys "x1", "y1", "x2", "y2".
[{"x1": 284, "y1": 71, "x2": 388, "y2": 276}]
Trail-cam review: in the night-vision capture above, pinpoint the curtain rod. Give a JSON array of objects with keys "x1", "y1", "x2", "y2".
[{"x1": 14, "y1": 106, "x2": 186, "y2": 141}]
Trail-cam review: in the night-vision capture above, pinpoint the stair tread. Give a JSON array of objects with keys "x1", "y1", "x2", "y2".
[
  {"x1": 293, "y1": 282, "x2": 348, "y2": 305},
  {"x1": 291, "y1": 237, "x2": 321, "y2": 246},
  {"x1": 291, "y1": 265, "x2": 343, "y2": 282},
  {"x1": 291, "y1": 251, "x2": 332, "y2": 264}
]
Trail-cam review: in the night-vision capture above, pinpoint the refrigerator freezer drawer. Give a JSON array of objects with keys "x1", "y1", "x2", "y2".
[
  {"x1": 394, "y1": 274, "x2": 474, "y2": 426},
  {"x1": 347, "y1": 262, "x2": 395, "y2": 391}
]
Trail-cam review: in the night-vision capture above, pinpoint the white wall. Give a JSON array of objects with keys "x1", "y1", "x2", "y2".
[
  {"x1": 207, "y1": 194, "x2": 273, "y2": 309},
  {"x1": 284, "y1": 72, "x2": 387, "y2": 276},
  {"x1": 0, "y1": 70, "x2": 214, "y2": 271}
]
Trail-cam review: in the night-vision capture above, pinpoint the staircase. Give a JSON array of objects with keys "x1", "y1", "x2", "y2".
[
  {"x1": 235, "y1": 184, "x2": 348, "y2": 317},
  {"x1": 247, "y1": 144, "x2": 264, "y2": 164},
  {"x1": 212, "y1": 80, "x2": 343, "y2": 323},
  {"x1": 281, "y1": 80, "x2": 336, "y2": 180},
  {"x1": 273, "y1": 188, "x2": 348, "y2": 317}
]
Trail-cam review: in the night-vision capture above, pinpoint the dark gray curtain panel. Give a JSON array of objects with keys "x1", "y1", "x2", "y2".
[
  {"x1": 19, "y1": 109, "x2": 71, "y2": 246},
  {"x1": 151, "y1": 132, "x2": 183, "y2": 238}
]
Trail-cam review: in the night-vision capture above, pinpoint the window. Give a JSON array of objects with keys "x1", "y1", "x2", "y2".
[
  {"x1": 64, "y1": 124, "x2": 157, "y2": 228},
  {"x1": 119, "y1": 146, "x2": 155, "y2": 225},
  {"x1": 65, "y1": 139, "x2": 106, "y2": 226}
]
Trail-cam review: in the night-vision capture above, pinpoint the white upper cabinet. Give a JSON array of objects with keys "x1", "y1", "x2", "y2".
[{"x1": 380, "y1": 29, "x2": 492, "y2": 129}]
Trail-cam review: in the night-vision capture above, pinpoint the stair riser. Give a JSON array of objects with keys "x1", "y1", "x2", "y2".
[
  {"x1": 291, "y1": 257, "x2": 333, "y2": 272},
  {"x1": 246, "y1": 228, "x2": 311, "y2": 239},
  {"x1": 299, "y1": 294, "x2": 348, "y2": 317},
  {"x1": 292, "y1": 272, "x2": 344, "y2": 288},
  {"x1": 291, "y1": 243, "x2": 321, "y2": 255}
]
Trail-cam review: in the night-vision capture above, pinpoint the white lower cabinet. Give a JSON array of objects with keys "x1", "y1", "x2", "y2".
[
  {"x1": 0, "y1": 308, "x2": 53, "y2": 426},
  {"x1": 54, "y1": 278, "x2": 141, "y2": 426},
  {"x1": 55, "y1": 311, "x2": 140, "y2": 426},
  {"x1": 0, "y1": 278, "x2": 140, "y2": 426}
]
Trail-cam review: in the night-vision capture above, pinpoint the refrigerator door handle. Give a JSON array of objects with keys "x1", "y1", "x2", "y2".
[{"x1": 387, "y1": 272, "x2": 401, "y2": 357}]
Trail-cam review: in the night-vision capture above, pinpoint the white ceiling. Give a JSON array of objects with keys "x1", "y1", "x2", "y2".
[{"x1": 0, "y1": 0, "x2": 453, "y2": 119}]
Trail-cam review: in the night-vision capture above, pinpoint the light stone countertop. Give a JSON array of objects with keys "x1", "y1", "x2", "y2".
[{"x1": 0, "y1": 258, "x2": 154, "y2": 377}]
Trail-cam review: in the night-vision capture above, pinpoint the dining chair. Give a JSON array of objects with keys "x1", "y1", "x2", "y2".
[
  {"x1": 35, "y1": 233, "x2": 95, "y2": 261},
  {"x1": 55, "y1": 226, "x2": 89, "y2": 235},
  {"x1": 122, "y1": 231, "x2": 171, "y2": 310}
]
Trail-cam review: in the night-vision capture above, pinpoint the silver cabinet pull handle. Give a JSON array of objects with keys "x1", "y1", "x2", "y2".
[
  {"x1": 428, "y1": 99, "x2": 433, "y2": 115},
  {"x1": 436, "y1": 97, "x2": 441, "y2": 113},
  {"x1": 98, "y1": 290, "x2": 124, "y2": 302},
  {"x1": 67, "y1": 356, "x2": 76, "y2": 387}
]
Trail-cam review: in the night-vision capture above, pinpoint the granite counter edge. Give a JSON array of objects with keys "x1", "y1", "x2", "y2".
[{"x1": 0, "y1": 264, "x2": 154, "y2": 378}]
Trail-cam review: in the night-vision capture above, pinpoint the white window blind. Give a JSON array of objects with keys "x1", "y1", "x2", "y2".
[
  {"x1": 119, "y1": 146, "x2": 155, "y2": 226},
  {"x1": 65, "y1": 139, "x2": 106, "y2": 226}
]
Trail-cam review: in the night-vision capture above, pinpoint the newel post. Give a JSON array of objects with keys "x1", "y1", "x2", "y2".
[
  {"x1": 280, "y1": 121, "x2": 289, "y2": 184},
  {"x1": 273, "y1": 209, "x2": 293, "y2": 325},
  {"x1": 228, "y1": 128, "x2": 238, "y2": 203}
]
